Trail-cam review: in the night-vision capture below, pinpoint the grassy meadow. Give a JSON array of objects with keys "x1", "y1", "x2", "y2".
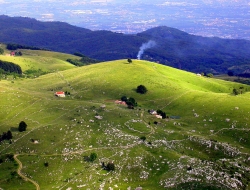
[
  {"x1": 0, "y1": 52, "x2": 250, "y2": 190},
  {"x1": 0, "y1": 48, "x2": 77, "y2": 73}
]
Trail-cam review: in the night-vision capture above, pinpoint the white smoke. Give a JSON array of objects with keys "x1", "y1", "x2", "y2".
[{"x1": 137, "y1": 40, "x2": 156, "y2": 60}]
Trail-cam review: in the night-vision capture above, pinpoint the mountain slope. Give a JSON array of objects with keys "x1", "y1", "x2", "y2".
[
  {"x1": 0, "y1": 15, "x2": 146, "y2": 61},
  {"x1": 1, "y1": 15, "x2": 250, "y2": 75},
  {"x1": 0, "y1": 59, "x2": 250, "y2": 189},
  {"x1": 138, "y1": 26, "x2": 250, "y2": 74}
]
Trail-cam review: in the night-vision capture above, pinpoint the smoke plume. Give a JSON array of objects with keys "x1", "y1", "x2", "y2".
[{"x1": 137, "y1": 40, "x2": 156, "y2": 60}]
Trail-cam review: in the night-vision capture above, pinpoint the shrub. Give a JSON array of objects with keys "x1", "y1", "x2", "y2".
[
  {"x1": 126, "y1": 97, "x2": 137, "y2": 107},
  {"x1": 121, "y1": 95, "x2": 127, "y2": 102},
  {"x1": 18, "y1": 121, "x2": 27, "y2": 132},
  {"x1": 233, "y1": 88, "x2": 239, "y2": 95},
  {"x1": 136, "y1": 85, "x2": 147, "y2": 94},
  {"x1": 206, "y1": 73, "x2": 213, "y2": 78},
  {"x1": 89, "y1": 153, "x2": 97, "y2": 162},
  {"x1": 106, "y1": 162, "x2": 115, "y2": 171},
  {"x1": 157, "y1": 110, "x2": 167, "y2": 119},
  {"x1": 127, "y1": 59, "x2": 132, "y2": 64}
]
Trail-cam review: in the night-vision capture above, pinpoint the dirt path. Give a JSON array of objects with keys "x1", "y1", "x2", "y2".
[
  {"x1": 160, "y1": 90, "x2": 193, "y2": 110},
  {"x1": 14, "y1": 154, "x2": 40, "y2": 190}
]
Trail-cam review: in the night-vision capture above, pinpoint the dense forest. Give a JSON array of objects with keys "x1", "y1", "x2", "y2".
[
  {"x1": 0, "y1": 60, "x2": 22, "y2": 74},
  {"x1": 6, "y1": 43, "x2": 49, "y2": 51}
]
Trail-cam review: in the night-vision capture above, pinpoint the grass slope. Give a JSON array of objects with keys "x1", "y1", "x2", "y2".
[
  {"x1": 0, "y1": 49, "x2": 77, "y2": 72},
  {"x1": 0, "y1": 59, "x2": 250, "y2": 190}
]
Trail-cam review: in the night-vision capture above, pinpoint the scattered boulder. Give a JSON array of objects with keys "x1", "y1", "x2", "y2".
[
  {"x1": 95, "y1": 115, "x2": 103, "y2": 120},
  {"x1": 194, "y1": 113, "x2": 199, "y2": 117}
]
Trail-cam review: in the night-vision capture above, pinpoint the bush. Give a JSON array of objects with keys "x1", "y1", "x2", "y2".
[
  {"x1": 106, "y1": 162, "x2": 115, "y2": 171},
  {"x1": 121, "y1": 95, "x2": 127, "y2": 102},
  {"x1": 136, "y1": 85, "x2": 147, "y2": 94},
  {"x1": 89, "y1": 153, "x2": 97, "y2": 162},
  {"x1": 121, "y1": 96, "x2": 137, "y2": 108},
  {"x1": 0, "y1": 130, "x2": 12, "y2": 143},
  {"x1": 157, "y1": 109, "x2": 167, "y2": 119},
  {"x1": 126, "y1": 97, "x2": 137, "y2": 107},
  {"x1": 18, "y1": 121, "x2": 27, "y2": 132},
  {"x1": 206, "y1": 73, "x2": 213, "y2": 78},
  {"x1": 127, "y1": 58, "x2": 132, "y2": 63},
  {"x1": 233, "y1": 88, "x2": 239, "y2": 95}
]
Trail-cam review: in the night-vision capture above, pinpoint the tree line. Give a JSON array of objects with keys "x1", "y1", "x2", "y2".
[
  {"x1": 0, "y1": 60, "x2": 22, "y2": 74},
  {"x1": 66, "y1": 52, "x2": 100, "y2": 67},
  {"x1": 6, "y1": 43, "x2": 50, "y2": 51}
]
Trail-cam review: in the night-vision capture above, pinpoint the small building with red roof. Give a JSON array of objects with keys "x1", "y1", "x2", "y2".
[{"x1": 54, "y1": 91, "x2": 65, "y2": 97}]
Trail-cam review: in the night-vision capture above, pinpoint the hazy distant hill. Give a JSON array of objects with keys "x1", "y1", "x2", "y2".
[
  {"x1": 138, "y1": 26, "x2": 250, "y2": 74},
  {"x1": 1, "y1": 15, "x2": 250, "y2": 75}
]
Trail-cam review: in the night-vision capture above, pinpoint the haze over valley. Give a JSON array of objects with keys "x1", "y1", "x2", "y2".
[{"x1": 0, "y1": 0, "x2": 250, "y2": 40}]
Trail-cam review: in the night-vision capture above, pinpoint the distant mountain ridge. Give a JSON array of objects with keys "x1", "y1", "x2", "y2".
[{"x1": 1, "y1": 15, "x2": 250, "y2": 75}]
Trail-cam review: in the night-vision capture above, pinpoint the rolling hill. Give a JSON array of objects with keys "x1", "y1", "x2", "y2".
[
  {"x1": 0, "y1": 44, "x2": 79, "y2": 77},
  {"x1": 0, "y1": 51, "x2": 250, "y2": 189},
  {"x1": 1, "y1": 15, "x2": 250, "y2": 75}
]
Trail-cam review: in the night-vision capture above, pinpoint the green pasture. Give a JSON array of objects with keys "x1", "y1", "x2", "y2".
[
  {"x1": 0, "y1": 49, "x2": 77, "y2": 73},
  {"x1": 0, "y1": 58, "x2": 250, "y2": 189}
]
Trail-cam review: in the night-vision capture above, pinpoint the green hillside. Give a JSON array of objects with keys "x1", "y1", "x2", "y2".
[
  {"x1": 0, "y1": 59, "x2": 250, "y2": 190},
  {"x1": 0, "y1": 48, "x2": 77, "y2": 74}
]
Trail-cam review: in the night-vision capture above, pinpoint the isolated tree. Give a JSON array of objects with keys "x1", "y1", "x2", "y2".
[
  {"x1": 233, "y1": 88, "x2": 239, "y2": 95},
  {"x1": 6, "y1": 130, "x2": 12, "y2": 140},
  {"x1": 106, "y1": 162, "x2": 115, "y2": 171},
  {"x1": 18, "y1": 121, "x2": 27, "y2": 132},
  {"x1": 89, "y1": 152, "x2": 97, "y2": 162},
  {"x1": 127, "y1": 59, "x2": 132, "y2": 64},
  {"x1": 0, "y1": 47, "x2": 4, "y2": 55},
  {"x1": 44, "y1": 162, "x2": 49, "y2": 167},
  {"x1": 136, "y1": 85, "x2": 147, "y2": 94}
]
